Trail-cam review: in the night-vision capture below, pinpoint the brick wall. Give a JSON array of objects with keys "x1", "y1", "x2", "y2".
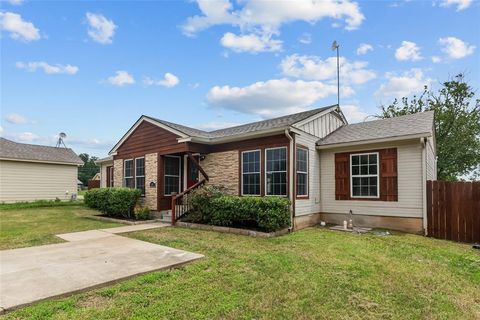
[
  {"x1": 144, "y1": 153, "x2": 157, "y2": 210},
  {"x1": 113, "y1": 159, "x2": 123, "y2": 188},
  {"x1": 200, "y1": 150, "x2": 239, "y2": 195}
]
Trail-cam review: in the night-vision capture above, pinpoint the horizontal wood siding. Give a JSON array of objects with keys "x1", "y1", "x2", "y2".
[
  {"x1": 294, "y1": 112, "x2": 344, "y2": 138},
  {"x1": 320, "y1": 140, "x2": 423, "y2": 218},
  {"x1": 295, "y1": 133, "x2": 321, "y2": 216},
  {"x1": 113, "y1": 121, "x2": 186, "y2": 159},
  {"x1": 209, "y1": 134, "x2": 289, "y2": 153},
  {"x1": 0, "y1": 160, "x2": 78, "y2": 203}
]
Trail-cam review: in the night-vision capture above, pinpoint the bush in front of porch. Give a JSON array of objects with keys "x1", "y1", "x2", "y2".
[{"x1": 186, "y1": 186, "x2": 290, "y2": 232}]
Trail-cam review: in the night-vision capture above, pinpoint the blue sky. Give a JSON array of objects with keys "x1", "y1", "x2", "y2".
[{"x1": 1, "y1": 0, "x2": 479, "y2": 157}]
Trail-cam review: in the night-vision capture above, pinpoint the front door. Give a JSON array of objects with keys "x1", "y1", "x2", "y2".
[{"x1": 187, "y1": 156, "x2": 199, "y2": 188}]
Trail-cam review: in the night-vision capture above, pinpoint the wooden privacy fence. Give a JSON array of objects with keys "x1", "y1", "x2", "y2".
[
  {"x1": 426, "y1": 180, "x2": 480, "y2": 243},
  {"x1": 87, "y1": 179, "x2": 100, "y2": 189}
]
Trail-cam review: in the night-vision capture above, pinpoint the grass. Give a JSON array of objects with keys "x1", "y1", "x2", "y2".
[
  {"x1": 2, "y1": 219, "x2": 479, "y2": 319},
  {"x1": 0, "y1": 205, "x2": 121, "y2": 250},
  {"x1": 0, "y1": 200, "x2": 84, "y2": 211}
]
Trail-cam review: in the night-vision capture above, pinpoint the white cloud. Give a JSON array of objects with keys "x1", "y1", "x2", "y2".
[
  {"x1": 6, "y1": 0, "x2": 24, "y2": 5},
  {"x1": 86, "y1": 12, "x2": 117, "y2": 44},
  {"x1": 341, "y1": 104, "x2": 369, "y2": 123},
  {"x1": 5, "y1": 113, "x2": 29, "y2": 124},
  {"x1": 220, "y1": 32, "x2": 282, "y2": 53},
  {"x1": 143, "y1": 72, "x2": 180, "y2": 88},
  {"x1": 375, "y1": 68, "x2": 432, "y2": 97},
  {"x1": 280, "y1": 54, "x2": 376, "y2": 85},
  {"x1": 9, "y1": 132, "x2": 40, "y2": 142},
  {"x1": 183, "y1": 0, "x2": 364, "y2": 36},
  {"x1": 439, "y1": 0, "x2": 472, "y2": 11},
  {"x1": 298, "y1": 33, "x2": 312, "y2": 45},
  {"x1": 16, "y1": 61, "x2": 79, "y2": 74},
  {"x1": 356, "y1": 43, "x2": 373, "y2": 55},
  {"x1": 438, "y1": 37, "x2": 475, "y2": 59},
  {"x1": 196, "y1": 121, "x2": 242, "y2": 131},
  {"x1": 395, "y1": 41, "x2": 423, "y2": 61},
  {"x1": 107, "y1": 71, "x2": 135, "y2": 86},
  {"x1": 0, "y1": 126, "x2": 3, "y2": 135},
  {"x1": 431, "y1": 56, "x2": 442, "y2": 63},
  {"x1": 207, "y1": 78, "x2": 349, "y2": 118},
  {"x1": 0, "y1": 11, "x2": 40, "y2": 42}
]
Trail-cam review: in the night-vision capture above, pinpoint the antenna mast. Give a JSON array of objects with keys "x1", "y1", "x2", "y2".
[
  {"x1": 331, "y1": 40, "x2": 340, "y2": 107},
  {"x1": 56, "y1": 132, "x2": 67, "y2": 148}
]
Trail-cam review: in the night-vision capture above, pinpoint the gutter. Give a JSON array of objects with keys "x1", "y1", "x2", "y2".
[
  {"x1": 0, "y1": 157, "x2": 83, "y2": 166},
  {"x1": 284, "y1": 129, "x2": 295, "y2": 231},
  {"x1": 316, "y1": 132, "x2": 432, "y2": 150}
]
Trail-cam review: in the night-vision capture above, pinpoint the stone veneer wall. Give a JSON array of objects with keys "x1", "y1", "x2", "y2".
[
  {"x1": 200, "y1": 150, "x2": 239, "y2": 195},
  {"x1": 144, "y1": 153, "x2": 158, "y2": 210},
  {"x1": 113, "y1": 159, "x2": 123, "y2": 188}
]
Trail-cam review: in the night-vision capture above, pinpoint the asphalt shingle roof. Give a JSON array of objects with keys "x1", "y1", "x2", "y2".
[
  {"x1": 317, "y1": 111, "x2": 434, "y2": 146},
  {"x1": 0, "y1": 138, "x2": 83, "y2": 165},
  {"x1": 147, "y1": 105, "x2": 336, "y2": 139}
]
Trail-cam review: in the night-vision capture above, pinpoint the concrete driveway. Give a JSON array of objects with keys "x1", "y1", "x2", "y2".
[{"x1": 0, "y1": 224, "x2": 203, "y2": 312}]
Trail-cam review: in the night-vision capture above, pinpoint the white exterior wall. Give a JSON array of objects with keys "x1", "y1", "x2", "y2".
[
  {"x1": 0, "y1": 160, "x2": 78, "y2": 203},
  {"x1": 320, "y1": 140, "x2": 424, "y2": 218},
  {"x1": 295, "y1": 133, "x2": 321, "y2": 216},
  {"x1": 294, "y1": 112, "x2": 344, "y2": 139},
  {"x1": 426, "y1": 137, "x2": 437, "y2": 180}
]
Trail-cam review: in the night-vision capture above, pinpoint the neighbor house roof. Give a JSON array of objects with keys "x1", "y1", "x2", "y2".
[
  {"x1": 146, "y1": 105, "x2": 339, "y2": 140},
  {"x1": 95, "y1": 155, "x2": 113, "y2": 164},
  {"x1": 0, "y1": 138, "x2": 83, "y2": 165},
  {"x1": 317, "y1": 111, "x2": 434, "y2": 148}
]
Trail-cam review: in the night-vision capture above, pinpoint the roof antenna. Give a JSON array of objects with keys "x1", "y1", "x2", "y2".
[
  {"x1": 331, "y1": 40, "x2": 340, "y2": 108},
  {"x1": 56, "y1": 132, "x2": 67, "y2": 148}
]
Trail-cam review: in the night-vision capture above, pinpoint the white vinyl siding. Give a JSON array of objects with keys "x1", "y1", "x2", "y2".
[
  {"x1": 320, "y1": 140, "x2": 424, "y2": 218},
  {"x1": 293, "y1": 112, "x2": 344, "y2": 138},
  {"x1": 295, "y1": 133, "x2": 321, "y2": 216},
  {"x1": 0, "y1": 160, "x2": 78, "y2": 203},
  {"x1": 426, "y1": 136, "x2": 437, "y2": 180}
]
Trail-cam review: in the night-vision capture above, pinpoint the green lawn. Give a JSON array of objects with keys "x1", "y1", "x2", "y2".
[
  {"x1": 0, "y1": 205, "x2": 121, "y2": 250},
  {"x1": 2, "y1": 210, "x2": 479, "y2": 319}
]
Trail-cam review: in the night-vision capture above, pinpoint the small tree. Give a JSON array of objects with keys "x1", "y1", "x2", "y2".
[
  {"x1": 78, "y1": 153, "x2": 100, "y2": 185},
  {"x1": 377, "y1": 74, "x2": 480, "y2": 181}
]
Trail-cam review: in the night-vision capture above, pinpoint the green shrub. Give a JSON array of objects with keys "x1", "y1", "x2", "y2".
[
  {"x1": 187, "y1": 185, "x2": 227, "y2": 222},
  {"x1": 84, "y1": 188, "x2": 141, "y2": 219},
  {"x1": 134, "y1": 207, "x2": 151, "y2": 220},
  {"x1": 186, "y1": 185, "x2": 290, "y2": 232}
]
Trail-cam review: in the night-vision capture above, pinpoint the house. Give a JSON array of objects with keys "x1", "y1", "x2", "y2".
[
  {"x1": 0, "y1": 138, "x2": 84, "y2": 203},
  {"x1": 97, "y1": 105, "x2": 436, "y2": 233}
]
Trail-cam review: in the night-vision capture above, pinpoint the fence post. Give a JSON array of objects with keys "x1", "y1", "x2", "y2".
[{"x1": 171, "y1": 196, "x2": 176, "y2": 225}]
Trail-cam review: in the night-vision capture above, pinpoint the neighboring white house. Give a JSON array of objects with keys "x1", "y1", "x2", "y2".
[{"x1": 0, "y1": 138, "x2": 83, "y2": 203}]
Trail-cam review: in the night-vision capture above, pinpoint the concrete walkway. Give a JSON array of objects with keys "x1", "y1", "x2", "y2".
[{"x1": 0, "y1": 223, "x2": 203, "y2": 313}]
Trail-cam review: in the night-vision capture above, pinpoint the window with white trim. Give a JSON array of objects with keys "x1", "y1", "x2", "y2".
[
  {"x1": 135, "y1": 157, "x2": 145, "y2": 196},
  {"x1": 296, "y1": 147, "x2": 308, "y2": 197},
  {"x1": 124, "y1": 159, "x2": 134, "y2": 188},
  {"x1": 350, "y1": 152, "x2": 379, "y2": 198},
  {"x1": 241, "y1": 150, "x2": 261, "y2": 195},
  {"x1": 265, "y1": 147, "x2": 287, "y2": 196},
  {"x1": 164, "y1": 156, "x2": 181, "y2": 196}
]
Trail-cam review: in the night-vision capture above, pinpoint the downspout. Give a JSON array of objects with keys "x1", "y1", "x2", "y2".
[
  {"x1": 421, "y1": 137, "x2": 427, "y2": 235},
  {"x1": 285, "y1": 129, "x2": 295, "y2": 231}
]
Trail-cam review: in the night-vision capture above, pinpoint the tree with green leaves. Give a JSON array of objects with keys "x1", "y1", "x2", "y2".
[
  {"x1": 377, "y1": 74, "x2": 480, "y2": 181},
  {"x1": 78, "y1": 153, "x2": 100, "y2": 185}
]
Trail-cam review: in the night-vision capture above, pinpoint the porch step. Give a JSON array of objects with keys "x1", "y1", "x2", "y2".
[{"x1": 152, "y1": 210, "x2": 172, "y2": 223}]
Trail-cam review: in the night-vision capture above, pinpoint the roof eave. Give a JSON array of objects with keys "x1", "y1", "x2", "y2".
[
  {"x1": 316, "y1": 132, "x2": 432, "y2": 150},
  {"x1": 179, "y1": 126, "x2": 292, "y2": 145},
  {"x1": 0, "y1": 157, "x2": 83, "y2": 166}
]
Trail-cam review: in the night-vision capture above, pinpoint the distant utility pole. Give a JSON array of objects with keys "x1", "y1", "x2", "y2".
[{"x1": 331, "y1": 40, "x2": 340, "y2": 107}]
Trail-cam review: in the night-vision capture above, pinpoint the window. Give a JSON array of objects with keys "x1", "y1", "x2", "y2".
[
  {"x1": 241, "y1": 150, "x2": 261, "y2": 195},
  {"x1": 135, "y1": 157, "x2": 145, "y2": 196},
  {"x1": 124, "y1": 159, "x2": 134, "y2": 188},
  {"x1": 265, "y1": 147, "x2": 287, "y2": 196},
  {"x1": 164, "y1": 156, "x2": 180, "y2": 196},
  {"x1": 296, "y1": 147, "x2": 308, "y2": 197},
  {"x1": 350, "y1": 152, "x2": 379, "y2": 198}
]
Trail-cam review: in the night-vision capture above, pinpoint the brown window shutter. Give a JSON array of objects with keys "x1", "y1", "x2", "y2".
[
  {"x1": 335, "y1": 153, "x2": 350, "y2": 200},
  {"x1": 380, "y1": 148, "x2": 398, "y2": 201}
]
